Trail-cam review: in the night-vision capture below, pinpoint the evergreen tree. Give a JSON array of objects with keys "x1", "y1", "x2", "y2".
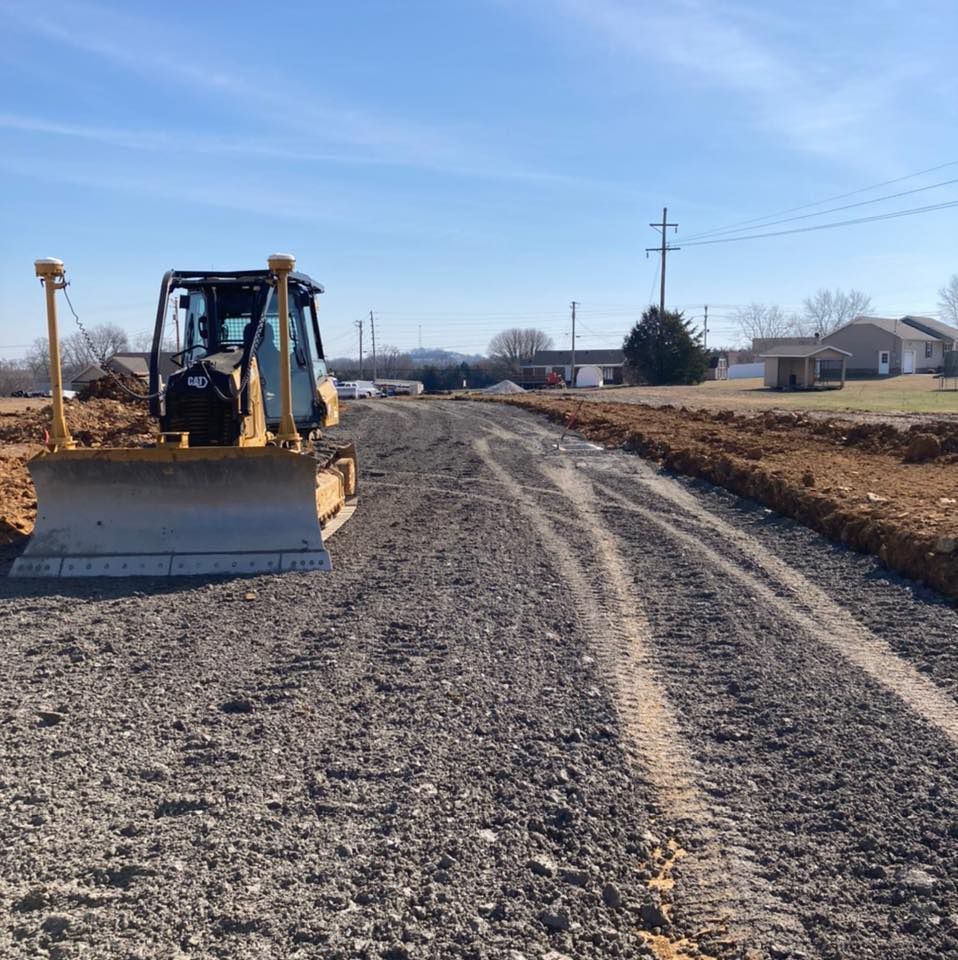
[{"x1": 623, "y1": 307, "x2": 708, "y2": 385}]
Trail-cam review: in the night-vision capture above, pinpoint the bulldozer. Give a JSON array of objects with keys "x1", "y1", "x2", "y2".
[{"x1": 11, "y1": 254, "x2": 357, "y2": 578}]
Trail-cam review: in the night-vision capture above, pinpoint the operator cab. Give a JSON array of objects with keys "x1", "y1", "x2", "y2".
[{"x1": 151, "y1": 269, "x2": 330, "y2": 441}]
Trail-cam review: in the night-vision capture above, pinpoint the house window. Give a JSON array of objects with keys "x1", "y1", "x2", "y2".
[
  {"x1": 926, "y1": 341, "x2": 934, "y2": 358},
  {"x1": 602, "y1": 367, "x2": 616, "y2": 379}
]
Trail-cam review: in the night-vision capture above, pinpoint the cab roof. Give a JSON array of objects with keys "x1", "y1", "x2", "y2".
[{"x1": 168, "y1": 269, "x2": 324, "y2": 294}]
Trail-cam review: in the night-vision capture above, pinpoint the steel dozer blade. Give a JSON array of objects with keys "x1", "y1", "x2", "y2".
[{"x1": 10, "y1": 446, "x2": 337, "y2": 578}]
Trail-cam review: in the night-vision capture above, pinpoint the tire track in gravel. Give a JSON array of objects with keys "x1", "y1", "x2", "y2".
[
  {"x1": 470, "y1": 400, "x2": 958, "y2": 958},
  {"x1": 586, "y1": 466, "x2": 958, "y2": 750},
  {"x1": 473, "y1": 432, "x2": 810, "y2": 957},
  {"x1": 468, "y1": 400, "x2": 958, "y2": 745}
]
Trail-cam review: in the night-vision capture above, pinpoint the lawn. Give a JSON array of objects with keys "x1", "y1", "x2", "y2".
[{"x1": 588, "y1": 375, "x2": 958, "y2": 416}]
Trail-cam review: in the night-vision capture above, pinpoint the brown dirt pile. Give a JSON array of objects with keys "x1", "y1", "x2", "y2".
[
  {"x1": 0, "y1": 400, "x2": 156, "y2": 544},
  {"x1": 494, "y1": 396, "x2": 958, "y2": 597},
  {"x1": 77, "y1": 374, "x2": 152, "y2": 403}
]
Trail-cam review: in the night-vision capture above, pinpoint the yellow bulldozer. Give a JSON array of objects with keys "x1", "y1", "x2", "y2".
[{"x1": 11, "y1": 254, "x2": 357, "y2": 578}]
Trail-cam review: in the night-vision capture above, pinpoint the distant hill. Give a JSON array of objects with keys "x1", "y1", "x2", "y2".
[{"x1": 408, "y1": 347, "x2": 486, "y2": 365}]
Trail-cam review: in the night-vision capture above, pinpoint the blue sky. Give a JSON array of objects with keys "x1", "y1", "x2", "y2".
[{"x1": 2, "y1": 0, "x2": 957, "y2": 359}]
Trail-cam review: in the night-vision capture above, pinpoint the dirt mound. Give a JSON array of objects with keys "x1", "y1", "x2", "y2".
[
  {"x1": 0, "y1": 400, "x2": 157, "y2": 541},
  {"x1": 490, "y1": 395, "x2": 958, "y2": 597},
  {"x1": 77, "y1": 374, "x2": 151, "y2": 404},
  {"x1": 0, "y1": 452, "x2": 33, "y2": 545},
  {"x1": 0, "y1": 399, "x2": 155, "y2": 448}
]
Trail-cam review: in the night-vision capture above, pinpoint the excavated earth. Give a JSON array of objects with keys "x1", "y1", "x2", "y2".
[
  {"x1": 2, "y1": 399, "x2": 958, "y2": 960},
  {"x1": 488, "y1": 395, "x2": 958, "y2": 597},
  {"x1": 0, "y1": 399, "x2": 155, "y2": 545}
]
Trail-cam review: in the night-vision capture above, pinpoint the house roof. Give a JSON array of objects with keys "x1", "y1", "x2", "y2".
[
  {"x1": 900, "y1": 315, "x2": 958, "y2": 341},
  {"x1": 525, "y1": 349, "x2": 625, "y2": 366},
  {"x1": 824, "y1": 316, "x2": 939, "y2": 342},
  {"x1": 108, "y1": 352, "x2": 179, "y2": 378},
  {"x1": 108, "y1": 355, "x2": 150, "y2": 377},
  {"x1": 759, "y1": 344, "x2": 852, "y2": 359},
  {"x1": 71, "y1": 363, "x2": 107, "y2": 383}
]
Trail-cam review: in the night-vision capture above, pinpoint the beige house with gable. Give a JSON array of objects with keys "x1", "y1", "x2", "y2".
[{"x1": 822, "y1": 316, "x2": 957, "y2": 376}]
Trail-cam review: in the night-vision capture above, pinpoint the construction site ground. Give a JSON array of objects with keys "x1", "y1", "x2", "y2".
[{"x1": 2, "y1": 398, "x2": 958, "y2": 959}]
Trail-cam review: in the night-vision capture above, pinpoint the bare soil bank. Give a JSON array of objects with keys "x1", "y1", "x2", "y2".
[
  {"x1": 0, "y1": 400, "x2": 155, "y2": 544},
  {"x1": 488, "y1": 395, "x2": 958, "y2": 597}
]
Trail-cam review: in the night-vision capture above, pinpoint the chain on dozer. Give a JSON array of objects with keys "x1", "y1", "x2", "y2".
[{"x1": 60, "y1": 278, "x2": 166, "y2": 401}]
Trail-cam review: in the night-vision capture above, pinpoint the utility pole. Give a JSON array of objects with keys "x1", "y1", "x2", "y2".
[
  {"x1": 168, "y1": 295, "x2": 181, "y2": 352},
  {"x1": 355, "y1": 316, "x2": 364, "y2": 378},
  {"x1": 703, "y1": 304, "x2": 709, "y2": 351},
  {"x1": 370, "y1": 309, "x2": 377, "y2": 379},
  {"x1": 570, "y1": 300, "x2": 579, "y2": 387},
  {"x1": 645, "y1": 207, "x2": 679, "y2": 317}
]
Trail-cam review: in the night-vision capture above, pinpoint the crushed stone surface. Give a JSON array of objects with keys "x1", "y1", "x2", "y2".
[
  {"x1": 491, "y1": 395, "x2": 958, "y2": 595},
  {"x1": 1, "y1": 400, "x2": 958, "y2": 959}
]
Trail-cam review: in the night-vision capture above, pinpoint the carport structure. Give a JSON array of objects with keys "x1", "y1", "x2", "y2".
[{"x1": 760, "y1": 343, "x2": 852, "y2": 390}]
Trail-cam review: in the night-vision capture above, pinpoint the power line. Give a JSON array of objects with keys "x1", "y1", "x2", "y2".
[
  {"x1": 684, "y1": 157, "x2": 958, "y2": 242},
  {"x1": 683, "y1": 175, "x2": 958, "y2": 242},
  {"x1": 681, "y1": 197, "x2": 958, "y2": 247}
]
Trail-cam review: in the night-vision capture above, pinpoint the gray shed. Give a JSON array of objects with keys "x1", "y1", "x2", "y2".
[{"x1": 759, "y1": 344, "x2": 851, "y2": 390}]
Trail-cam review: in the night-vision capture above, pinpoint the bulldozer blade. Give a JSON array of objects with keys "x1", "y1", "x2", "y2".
[{"x1": 10, "y1": 446, "x2": 335, "y2": 578}]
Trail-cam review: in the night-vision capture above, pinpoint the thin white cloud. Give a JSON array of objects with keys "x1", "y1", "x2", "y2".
[
  {"x1": 539, "y1": 0, "x2": 921, "y2": 162},
  {"x1": 0, "y1": 109, "x2": 634, "y2": 194},
  {"x1": 0, "y1": 0, "x2": 595, "y2": 187}
]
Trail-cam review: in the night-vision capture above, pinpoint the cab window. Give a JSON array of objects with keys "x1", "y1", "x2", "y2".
[
  {"x1": 183, "y1": 291, "x2": 209, "y2": 364},
  {"x1": 258, "y1": 289, "x2": 314, "y2": 421}
]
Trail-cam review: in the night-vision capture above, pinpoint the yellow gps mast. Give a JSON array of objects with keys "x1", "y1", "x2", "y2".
[
  {"x1": 267, "y1": 253, "x2": 302, "y2": 450},
  {"x1": 34, "y1": 258, "x2": 76, "y2": 451}
]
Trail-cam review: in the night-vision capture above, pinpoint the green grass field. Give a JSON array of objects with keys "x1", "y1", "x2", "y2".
[{"x1": 600, "y1": 375, "x2": 958, "y2": 415}]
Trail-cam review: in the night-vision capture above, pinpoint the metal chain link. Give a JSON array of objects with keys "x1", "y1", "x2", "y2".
[{"x1": 61, "y1": 280, "x2": 166, "y2": 401}]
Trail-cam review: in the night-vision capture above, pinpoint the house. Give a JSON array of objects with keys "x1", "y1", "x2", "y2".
[
  {"x1": 71, "y1": 352, "x2": 178, "y2": 391},
  {"x1": 822, "y1": 316, "x2": 958, "y2": 376},
  {"x1": 518, "y1": 349, "x2": 625, "y2": 389},
  {"x1": 759, "y1": 344, "x2": 851, "y2": 390}
]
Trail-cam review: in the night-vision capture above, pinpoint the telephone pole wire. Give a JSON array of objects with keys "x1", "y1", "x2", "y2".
[
  {"x1": 355, "y1": 317, "x2": 364, "y2": 378},
  {"x1": 370, "y1": 309, "x2": 377, "y2": 379},
  {"x1": 570, "y1": 300, "x2": 579, "y2": 388},
  {"x1": 645, "y1": 207, "x2": 679, "y2": 316}
]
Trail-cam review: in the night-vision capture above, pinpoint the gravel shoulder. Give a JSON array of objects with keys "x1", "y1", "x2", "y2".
[{"x1": 2, "y1": 399, "x2": 958, "y2": 959}]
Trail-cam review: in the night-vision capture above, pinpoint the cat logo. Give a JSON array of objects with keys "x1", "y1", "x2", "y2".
[{"x1": 187, "y1": 376, "x2": 209, "y2": 389}]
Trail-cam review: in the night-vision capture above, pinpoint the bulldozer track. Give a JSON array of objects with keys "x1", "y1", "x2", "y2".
[
  {"x1": 591, "y1": 470, "x2": 958, "y2": 750},
  {"x1": 474, "y1": 434, "x2": 810, "y2": 954}
]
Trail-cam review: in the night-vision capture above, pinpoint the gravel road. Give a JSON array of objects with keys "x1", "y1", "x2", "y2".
[{"x1": 2, "y1": 399, "x2": 957, "y2": 959}]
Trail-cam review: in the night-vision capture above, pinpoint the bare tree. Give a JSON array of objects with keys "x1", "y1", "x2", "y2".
[
  {"x1": 61, "y1": 323, "x2": 130, "y2": 370},
  {"x1": 25, "y1": 338, "x2": 52, "y2": 379},
  {"x1": 0, "y1": 360, "x2": 31, "y2": 395},
  {"x1": 487, "y1": 328, "x2": 554, "y2": 376},
  {"x1": 798, "y1": 288, "x2": 872, "y2": 336},
  {"x1": 131, "y1": 329, "x2": 179, "y2": 352},
  {"x1": 131, "y1": 331, "x2": 154, "y2": 351},
  {"x1": 377, "y1": 345, "x2": 413, "y2": 378},
  {"x1": 938, "y1": 275, "x2": 958, "y2": 327},
  {"x1": 732, "y1": 303, "x2": 795, "y2": 343}
]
